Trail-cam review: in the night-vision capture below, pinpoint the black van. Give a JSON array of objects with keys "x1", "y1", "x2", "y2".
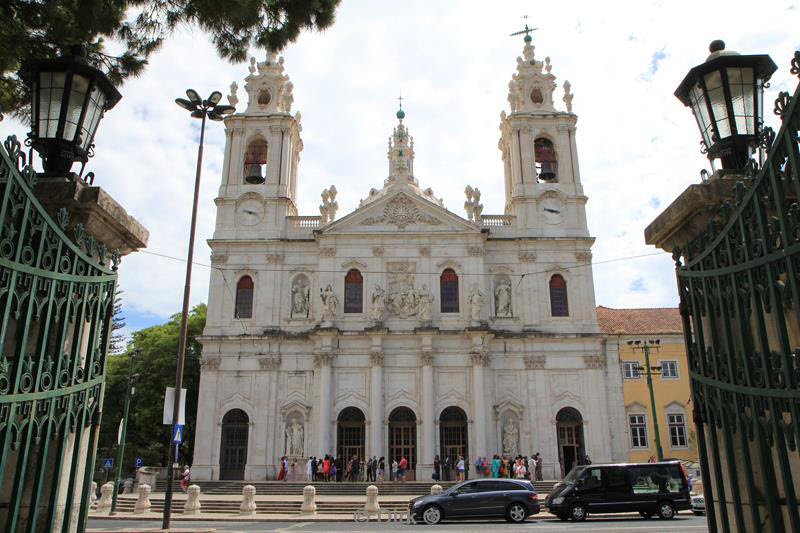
[{"x1": 545, "y1": 461, "x2": 691, "y2": 521}]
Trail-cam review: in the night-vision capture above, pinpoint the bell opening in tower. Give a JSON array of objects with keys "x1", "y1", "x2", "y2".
[
  {"x1": 534, "y1": 138, "x2": 557, "y2": 182},
  {"x1": 244, "y1": 139, "x2": 268, "y2": 184}
]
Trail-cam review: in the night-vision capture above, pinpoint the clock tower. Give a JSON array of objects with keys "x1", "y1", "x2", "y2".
[
  {"x1": 498, "y1": 34, "x2": 588, "y2": 238},
  {"x1": 214, "y1": 52, "x2": 303, "y2": 240}
]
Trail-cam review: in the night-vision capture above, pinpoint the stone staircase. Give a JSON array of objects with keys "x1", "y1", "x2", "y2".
[{"x1": 151, "y1": 480, "x2": 559, "y2": 496}]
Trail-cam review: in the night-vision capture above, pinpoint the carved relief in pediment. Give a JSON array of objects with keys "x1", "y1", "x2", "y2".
[{"x1": 361, "y1": 195, "x2": 442, "y2": 228}]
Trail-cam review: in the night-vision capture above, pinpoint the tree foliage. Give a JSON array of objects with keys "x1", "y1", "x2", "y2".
[
  {"x1": 97, "y1": 303, "x2": 206, "y2": 478},
  {"x1": 109, "y1": 290, "x2": 126, "y2": 354},
  {"x1": 0, "y1": 0, "x2": 341, "y2": 118}
]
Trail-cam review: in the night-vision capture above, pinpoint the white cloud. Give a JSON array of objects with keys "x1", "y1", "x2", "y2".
[{"x1": 5, "y1": 0, "x2": 798, "y2": 325}]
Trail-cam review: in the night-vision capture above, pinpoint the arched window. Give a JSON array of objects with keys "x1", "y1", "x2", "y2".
[
  {"x1": 534, "y1": 138, "x2": 557, "y2": 182},
  {"x1": 344, "y1": 269, "x2": 363, "y2": 313},
  {"x1": 440, "y1": 268, "x2": 459, "y2": 313},
  {"x1": 549, "y1": 274, "x2": 569, "y2": 317},
  {"x1": 244, "y1": 139, "x2": 268, "y2": 184},
  {"x1": 235, "y1": 276, "x2": 254, "y2": 319}
]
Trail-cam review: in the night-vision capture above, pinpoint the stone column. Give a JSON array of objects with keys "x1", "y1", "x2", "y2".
[
  {"x1": 191, "y1": 356, "x2": 220, "y2": 480},
  {"x1": 421, "y1": 352, "x2": 435, "y2": 472},
  {"x1": 471, "y1": 351, "x2": 489, "y2": 460},
  {"x1": 316, "y1": 352, "x2": 334, "y2": 455},
  {"x1": 369, "y1": 351, "x2": 384, "y2": 459}
]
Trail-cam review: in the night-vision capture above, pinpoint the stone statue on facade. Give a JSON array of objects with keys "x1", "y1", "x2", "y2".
[
  {"x1": 320, "y1": 284, "x2": 337, "y2": 325},
  {"x1": 464, "y1": 186, "x2": 484, "y2": 223},
  {"x1": 502, "y1": 419, "x2": 519, "y2": 457},
  {"x1": 494, "y1": 279, "x2": 512, "y2": 317},
  {"x1": 416, "y1": 284, "x2": 433, "y2": 323},
  {"x1": 319, "y1": 186, "x2": 338, "y2": 224},
  {"x1": 291, "y1": 279, "x2": 310, "y2": 318},
  {"x1": 468, "y1": 284, "x2": 485, "y2": 323},
  {"x1": 370, "y1": 285, "x2": 385, "y2": 323},
  {"x1": 563, "y1": 80, "x2": 574, "y2": 113},
  {"x1": 285, "y1": 419, "x2": 304, "y2": 456}
]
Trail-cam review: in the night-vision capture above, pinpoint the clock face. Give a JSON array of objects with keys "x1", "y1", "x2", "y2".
[
  {"x1": 237, "y1": 198, "x2": 265, "y2": 226},
  {"x1": 540, "y1": 196, "x2": 565, "y2": 225}
]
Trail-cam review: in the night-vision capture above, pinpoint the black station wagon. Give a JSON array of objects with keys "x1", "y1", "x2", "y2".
[{"x1": 408, "y1": 478, "x2": 540, "y2": 524}]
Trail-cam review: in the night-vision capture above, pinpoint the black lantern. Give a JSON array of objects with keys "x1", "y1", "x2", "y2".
[
  {"x1": 20, "y1": 45, "x2": 122, "y2": 174},
  {"x1": 675, "y1": 40, "x2": 777, "y2": 170}
]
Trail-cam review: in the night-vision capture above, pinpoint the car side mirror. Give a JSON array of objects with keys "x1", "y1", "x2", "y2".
[{"x1": 450, "y1": 492, "x2": 458, "y2": 497}]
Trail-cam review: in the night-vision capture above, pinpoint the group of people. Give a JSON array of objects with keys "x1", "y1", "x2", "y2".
[
  {"x1": 276, "y1": 455, "x2": 410, "y2": 482},
  {"x1": 432, "y1": 453, "x2": 545, "y2": 482}
]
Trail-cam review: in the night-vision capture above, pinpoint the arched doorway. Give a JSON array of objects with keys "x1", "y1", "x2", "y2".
[
  {"x1": 220, "y1": 409, "x2": 249, "y2": 480},
  {"x1": 337, "y1": 407, "x2": 365, "y2": 461},
  {"x1": 556, "y1": 407, "x2": 585, "y2": 477},
  {"x1": 439, "y1": 406, "x2": 468, "y2": 481},
  {"x1": 389, "y1": 407, "x2": 417, "y2": 480}
]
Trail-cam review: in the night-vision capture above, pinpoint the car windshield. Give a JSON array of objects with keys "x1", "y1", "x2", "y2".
[{"x1": 563, "y1": 466, "x2": 586, "y2": 484}]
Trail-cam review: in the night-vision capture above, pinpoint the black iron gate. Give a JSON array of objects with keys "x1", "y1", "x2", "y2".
[
  {"x1": 0, "y1": 135, "x2": 118, "y2": 532},
  {"x1": 674, "y1": 53, "x2": 800, "y2": 532}
]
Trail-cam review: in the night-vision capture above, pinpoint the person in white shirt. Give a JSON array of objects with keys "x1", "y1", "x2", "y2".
[
  {"x1": 391, "y1": 460, "x2": 398, "y2": 482},
  {"x1": 456, "y1": 456, "x2": 465, "y2": 481},
  {"x1": 528, "y1": 456, "x2": 536, "y2": 481},
  {"x1": 306, "y1": 458, "x2": 313, "y2": 481}
]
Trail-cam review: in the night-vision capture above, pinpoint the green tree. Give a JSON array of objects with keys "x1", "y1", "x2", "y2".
[
  {"x1": 97, "y1": 303, "x2": 206, "y2": 478},
  {"x1": 109, "y1": 290, "x2": 126, "y2": 354},
  {"x1": 0, "y1": 0, "x2": 341, "y2": 118}
]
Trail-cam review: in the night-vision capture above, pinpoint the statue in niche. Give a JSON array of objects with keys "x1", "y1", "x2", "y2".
[
  {"x1": 320, "y1": 284, "x2": 338, "y2": 324},
  {"x1": 502, "y1": 418, "x2": 519, "y2": 457},
  {"x1": 370, "y1": 285, "x2": 385, "y2": 323},
  {"x1": 468, "y1": 284, "x2": 485, "y2": 322},
  {"x1": 285, "y1": 418, "x2": 304, "y2": 456},
  {"x1": 494, "y1": 279, "x2": 513, "y2": 317},
  {"x1": 291, "y1": 278, "x2": 310, "y2": 318},
  {"x1": 416, "y1": 285, "x2": 433, "y2": 322}
]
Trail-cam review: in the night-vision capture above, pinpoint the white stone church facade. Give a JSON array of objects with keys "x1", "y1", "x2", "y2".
[{"x1": 192, "y1": 37, "x2": 627, "y2": 481}]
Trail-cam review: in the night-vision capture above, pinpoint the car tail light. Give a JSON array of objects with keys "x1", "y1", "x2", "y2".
[{"x1": 529, "y1": 493, "x2": 539, "y2": 501}]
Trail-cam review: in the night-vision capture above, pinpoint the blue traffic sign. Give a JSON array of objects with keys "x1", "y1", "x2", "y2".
[
  {"x1": 103, "y1": 458, "x2": 113, "y2": 470},
  {"x1": 135, "y1": 457, "x2": 143, "y2": 468},
  {"x1": 173, "y1": 424, "x2": 184, "y2": 444}
]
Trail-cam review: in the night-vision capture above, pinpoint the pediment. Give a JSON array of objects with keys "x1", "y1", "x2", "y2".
[{"x1": 320, "y1": 190, "x2": 480, "y2": 235}]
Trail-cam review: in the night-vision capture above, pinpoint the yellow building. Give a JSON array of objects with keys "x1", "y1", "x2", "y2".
[{"x1": 597, "y1": 306, "x2": 699, "y2": 464}]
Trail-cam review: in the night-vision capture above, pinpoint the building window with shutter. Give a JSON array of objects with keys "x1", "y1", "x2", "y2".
[
  {"x1": 549, "y1": 274, "x2": 569, "y2": 317},
  {"x1": 344, "y1": 269, "x2": 363, "y2": 313},
  {"x1": 668, "y1": 413, "x2": 688, "y2": 447},
  {"x1": 235, "y1": 276, "x2": 254, "y2": 319},
  {"x1": 440, "y1": 268, "x2": 459, "y2": 313}
]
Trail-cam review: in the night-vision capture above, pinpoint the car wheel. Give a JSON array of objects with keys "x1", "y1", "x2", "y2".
[
  {"x1": 657, "y1": 501, "x2": 676, "y2": 519},
  {"x1": 507, "y1": 503, "x2": 527, "y2": 523},
  {"x1": 423, "y1": 505, "x2": 443, "y2": 525},
  {"x1": 640, "y1": 511, "x2": 653, "y2": 519},
  {"x1": 570, "y1": 503, "x2": 588, "y2": 522}
]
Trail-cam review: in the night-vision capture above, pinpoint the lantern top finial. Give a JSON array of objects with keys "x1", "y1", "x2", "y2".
[{"x1": 709, "y1": 40, "x2": 725, "y2": 54}]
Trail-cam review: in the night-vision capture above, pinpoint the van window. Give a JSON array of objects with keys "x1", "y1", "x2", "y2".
[
  {"x1": 629, "y1": 465, "x2": 682, "y2": 494},
  {"x1": 564, "y1": 466, "x2": 585, "y2": 483},
  {"x1": 582, "y1": 468, "x2": 603, "y2": 490},
  {"x1": 606, "y1": 467, "x2": 629, "y2": 491}
]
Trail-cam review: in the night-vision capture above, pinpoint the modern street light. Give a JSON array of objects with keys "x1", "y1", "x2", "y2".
[
  {"x1": 19, "y1": 45, "x2": 122, "y2": 175},
  {"x1": 627, "y1": 339, "x2": 664, "y2": 461},
  {"x1": 674, "y1": 40, "x2": 777, "y2": 170},
  {"x1": 110, "y1": 349, "x2": 140, "y2": 515},
  {"x1": 162, "y1": 89, "x2": 234, "y2": 529}
]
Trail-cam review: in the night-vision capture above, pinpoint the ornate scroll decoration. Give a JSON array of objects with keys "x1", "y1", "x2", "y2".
[
  {"x1": 583, "y1": 355, "x2": 605, "y2": 369},
  {"x1": 467, "y1": 246, "x2": 485, "y2": 257},
  {"x1": 361, "y1": 194, "x2": 442, "y2": 228},
  {"x1": 519, "y1": 251, "x2": 537, "y2": 263},
  {"x1": 319, "y1": 247, "x2": 336, "y2": 257},
  {"x1": 420, "y1": 352, "x2": 434, "y2": 366},
  {"x1": 369, "y1": 351, "x2": 384, "y2": 366},
  {"x1": 313, "y1": 351, "x2": 336, "y2": 367},
  {"x1": 469, "y1": 350, "x2": 491, "y2": 367},
  {"x1": 265, "y1": 253, "x2": 284, "y2": 264},
  {"x1": 259, "y1": 355, "x2": 282, "y2": 370},
  {"x1": 372, "y1": 246, "x2": 384, "y2": 256},
  {"x1": 575, "y1": 251, "x2": 592, "y2": 263},
  {"x1": 200, "y1": 356, "x2": 221, "y2": 370},
  {"x1": 524, "y1": 355, "x2": 546, "y2": 370}
]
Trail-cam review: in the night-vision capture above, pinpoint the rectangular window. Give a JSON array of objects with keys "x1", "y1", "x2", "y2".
[
  {"x1": 668, "y1": 413, "x2": 687, "y2": 447},
  {"x1": 629, "y1": 414, "x2": 648, "y2": 448},
  {"x1": 661, "y1": 360, "x2": 679, "y2": 379},
  {"x1": 623, "y1": 362, "x2": 641, "y2": 379}
]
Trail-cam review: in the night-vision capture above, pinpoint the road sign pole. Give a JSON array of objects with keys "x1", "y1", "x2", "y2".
[{"x1": 110, "y1": 350, "x2": 137, "y2": 515}]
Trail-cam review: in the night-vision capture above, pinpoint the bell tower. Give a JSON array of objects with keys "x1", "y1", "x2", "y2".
[
  {"x1": 498, "y1": 34, "x2": 588, "y2": 236},
  {"x1": 214, "y1": 52, "x2": 303, "y2": 238}
]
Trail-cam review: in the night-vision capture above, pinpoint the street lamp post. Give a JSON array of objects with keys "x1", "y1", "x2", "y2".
[
  {"x1": 162, "y1": 90, "x2": 234, "y2": 529},
  {"x1": 628, "y1": 339, "x2": 664, "y2": 461},
  {"x1": 110, "y1": 349, "x2": 139, "y2": 515}
]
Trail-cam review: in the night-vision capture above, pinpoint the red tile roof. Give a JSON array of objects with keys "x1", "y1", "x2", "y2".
[{"x1": 596, "y1": 306, "x2": 683, "y2": 335}]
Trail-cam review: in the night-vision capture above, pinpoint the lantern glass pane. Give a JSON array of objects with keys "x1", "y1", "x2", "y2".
[
  {"x1": 80, "y1": 84, "x2": 106, "y2": 150},
  {"x1": 63, "y1": 74, "x2": 89, "y2": 142},
  {"x1": 727, "y1": 67, "x2": 755, "y2": 135},
  {"x1": 690, "y1": 83, "x2": 713, "y2": 147},
  {"x1": 38, "y1": 72, "x2": 66, "y2": 138},
  {"x1": 704, "y1": 70, "x2": 731, "y2": 139}
]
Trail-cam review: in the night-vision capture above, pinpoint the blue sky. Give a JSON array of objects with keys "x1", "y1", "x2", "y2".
[{"x1": 5, "y1": 0, "x2": 799, "y2": 345}]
